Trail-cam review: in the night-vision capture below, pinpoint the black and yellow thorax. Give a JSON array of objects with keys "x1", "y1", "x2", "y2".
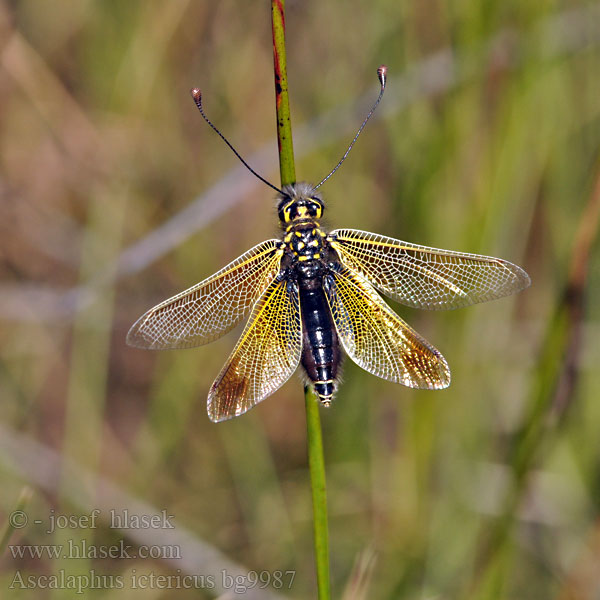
[{"x1": 278, "y1": 182, "x2": 328, "y2": 268}]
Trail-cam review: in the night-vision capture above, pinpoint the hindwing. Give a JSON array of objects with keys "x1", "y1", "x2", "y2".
[
  {"x1": 324, "y1": 266, "x2": 450, "y2": 389},
  {"x1": 208, "y1": 277, "x2": 302, "y2": 422}
]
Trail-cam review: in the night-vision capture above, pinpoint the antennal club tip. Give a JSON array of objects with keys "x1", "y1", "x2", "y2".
[
  {"x1": 377, "y1": 65, "x2": 388, "y2": 87},
  {"x1": 312, "y1": 63, "x2": 388, "y2": 191},
  {"x1": 189, "y1": 85, "x2": 284, "y2": 195}
]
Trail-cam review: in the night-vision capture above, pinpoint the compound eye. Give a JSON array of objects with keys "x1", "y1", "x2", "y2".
[
  {"x1": 279, "y1": 199, "x2": 296, "y2": 223},
  {"x1": 309, "y1": 200, "x2": 323, "y2": 219}
]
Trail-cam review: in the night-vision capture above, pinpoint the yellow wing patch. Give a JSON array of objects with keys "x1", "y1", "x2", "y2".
[
  {"x1": 325, "y1": 266, "x2": 450, "y2": 389},
  {"x1": 126, "y1": 240, "x2": 283, "y2": 349},
  {"x1": 208, "y1": 277, "x2": 302, "y2": 422}
]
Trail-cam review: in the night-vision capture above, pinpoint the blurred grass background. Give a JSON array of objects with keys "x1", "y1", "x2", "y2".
[{"x1": 1, "y1": 0, "x2": 599, "y2": 598}]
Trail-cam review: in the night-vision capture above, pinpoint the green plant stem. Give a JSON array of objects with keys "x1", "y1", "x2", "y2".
[
  {"x1": 271, "y1": 3, "x2": 330, "y2": 598},
  {"x1": 304, "y1": 386, "x2": 331, "y2": 599}
]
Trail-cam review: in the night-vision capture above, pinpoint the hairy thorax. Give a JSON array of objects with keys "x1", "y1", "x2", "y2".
[{"x1": 277, "y1": 182, "x2": 333, "y2": 279}]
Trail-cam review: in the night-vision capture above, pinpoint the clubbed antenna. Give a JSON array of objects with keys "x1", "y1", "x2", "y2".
[
  {"x1": 190, "y1": 88, "x2": 284, "y2": 195},
  {"x1": 312, "y1": 65, "x2": 388, "y2": 191}
]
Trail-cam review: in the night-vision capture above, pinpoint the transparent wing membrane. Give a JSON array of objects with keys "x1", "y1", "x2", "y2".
[
  {"x1": 126, "y1": 240, "x2": 283, "y2": 349},
  {"x1": 330, "y1": 229, "x2": 530, "y2": 310},
  {"x1": 325, "y1": 266, "x2": 450, "y2": 389},
  {"x1": 208, "y1": 278, "x2": 302, "y2": 422}
]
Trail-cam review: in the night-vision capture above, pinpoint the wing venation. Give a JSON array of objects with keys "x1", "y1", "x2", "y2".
[
  {"x1": 126, "y1": 240, "x2": 283, "y2": 349},
  {"x1": 325, "y1": 266, "x2": 450, "y2": 389},
  {"x1": 329, "y1": 229, "x2": 530, "y2": 310},
  {"x1": 208, "y1": 277, "x2": 302, "y2": 422}
]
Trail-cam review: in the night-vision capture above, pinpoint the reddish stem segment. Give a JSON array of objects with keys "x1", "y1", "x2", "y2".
[{"x1": 271, "y1": 0, "x2": 296, "y2": 186}]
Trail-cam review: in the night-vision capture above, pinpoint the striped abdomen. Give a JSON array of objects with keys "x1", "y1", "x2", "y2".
[{"x1": 299, "y1": 276, "x2": 340, "y2": 404}]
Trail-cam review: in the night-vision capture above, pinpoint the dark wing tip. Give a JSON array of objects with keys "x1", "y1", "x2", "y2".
[{"x1": 421, "y1": 351, "x2": 451, "y2": 390}]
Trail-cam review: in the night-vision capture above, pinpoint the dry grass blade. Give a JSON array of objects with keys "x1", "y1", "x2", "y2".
[
  {"x1": 0, "y1": 424, "x2": 289, "y2": 600},
  {"x1": 340, "y1": 547, "x2": 377, "y2": 600}
]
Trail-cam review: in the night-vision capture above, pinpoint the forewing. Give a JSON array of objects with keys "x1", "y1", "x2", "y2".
[
  {"x1": 329, "y1": 229, "x2": 530, "y2": 310},
  {"x1": 325, "y1": 266, "x2": 450, "y2": 389},
  {"x1": 127, "y1": 240, "x2": 283, "y2": 349},
  {"x1": 208, "y1": 277, "x2": 302, "y2": 422}
]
